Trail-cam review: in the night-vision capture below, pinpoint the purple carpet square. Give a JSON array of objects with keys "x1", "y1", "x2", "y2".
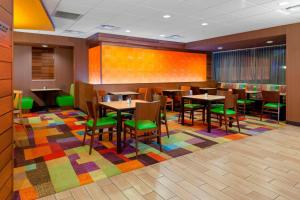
[{"x1": 197, "y1": 128, "x2": 228, "y2": 138}]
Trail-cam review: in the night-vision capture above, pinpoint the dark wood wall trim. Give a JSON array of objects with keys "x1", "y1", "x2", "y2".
[{"x1": 0, "y1": 0, "x2": 13, "y2": 199}]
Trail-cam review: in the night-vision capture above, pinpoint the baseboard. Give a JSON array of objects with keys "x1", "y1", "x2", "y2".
[{"x1": 286, "y1": 121, "x2": 300, "y2": 126}]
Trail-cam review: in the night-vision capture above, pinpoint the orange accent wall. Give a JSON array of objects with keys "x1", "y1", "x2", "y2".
[
  {"x1": 88, "y1": 46, "x2": 101, "y2": 84},
  {"x1": 88, "y1": 44, "x2": 207, "y2": 84}
]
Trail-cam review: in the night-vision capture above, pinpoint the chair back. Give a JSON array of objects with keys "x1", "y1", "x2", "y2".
[
  {"x1": 180, "y1": 85, "x2": 191, "y2": 91},
  {"x1": 232, "y1": 89, "x2": 246, "y2": 99},
  {"x1": 70, "y1": 83, "x2": 75, "y2": 97},
  {"x1": 136, "y1": 101, "x2": 161, "y2": 123},
  {"x1": 224, "y1": 93, "x2": 238, "y2": 110},
  {"x1": 138, "y1": 88, "x2": 149, "y2": 101},
  {"x1": 191, "y1": 86, "x2": 201, "y2": 95},
  {"x1": 217, "y1": 89, "x2": 229, "y2": 96},
  {"x1": 262, "y1": 91, "x2": 280, "y2": 103},
  {"x1": 95, "y1": 89, "x2": 106, "y2": 102},
  {"x1": 153, "y1": 95, "x2": 167, "y2": 111},
  {"x1": 207, "y1": 89, "x2": 217, "y2": 95},
  {"x1": 86, "y1": 100, "x2": 97, "y2": 121},
  {"x1": 13, "y1": 90, "x2": 23, "y2": 110}
]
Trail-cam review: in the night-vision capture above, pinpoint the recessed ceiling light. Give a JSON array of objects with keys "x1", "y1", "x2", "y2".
[
  {"x1": 201, "y1": 22, "x2": 208, "y2": 26},
  {"x1": 282, "y1": 65, "x2": 287, "y2": 69},
  {"x1": 159, "y1": 34, "x2": 165, "y2": 37},
  {"x1": 266, "y1": 40, "x2": 274, "y2": 44},
  {"x1": 217, "y1": 47, "x2": 223, "y2": 50},
  {"x1": 125, "y1": 30, "x2": 131, "y2": 33},
  {"x1": 41, "y1": 44, "x2": 48, "y2": 48},
  {"x1": 98, "y1": 24, "x2": 120, "y2": 30},
  {"x1": 163, "y1": 14, "x2": 171, "y2": 19},
  {"x1": 279, "y1": 1, "x2": 289, "y2": 6},
  {"x1": 165, "y1": 35, "x2": 183, "y2": 39}
]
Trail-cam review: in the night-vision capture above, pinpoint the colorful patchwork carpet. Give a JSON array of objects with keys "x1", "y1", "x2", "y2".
[{"x1": 13, "y1": 110, "x2": 284, "y2": 199}]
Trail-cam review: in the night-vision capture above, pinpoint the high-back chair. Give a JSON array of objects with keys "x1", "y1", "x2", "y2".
[
  {"x1": 233, "y1": 89, "x2": 255, "y2": 117},
  {"x1": 123, "y1": 101, "x2": 161, "y2": 157},
  {"x1": 177, "y1": 90, "x2": 205, "y2": 125},
  {"x1": 137, "y1": 88, "x2": 149, "y2": 101},
  {"x1": 260, "y1": 91, "x2": 285, "y2": 124},
  {"x1": 83, "y1": 100, "x2": 117, "y2": 154},
  {"x1": 153, "y1": 95, "x2": 169, "y2": 137},
  {"x1": 211, "y1": 93, "x2": 240, "y2": 133},
  {"x1": 56, "y1": 83, "x2": 75, "y2": 108},
  {"x1": 153, "y1": 87, "x2": 174, "y2": 111}
]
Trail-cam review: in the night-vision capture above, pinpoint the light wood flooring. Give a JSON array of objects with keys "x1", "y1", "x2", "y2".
[{"x1": 39, "y1": 125, "x2": 300, "y2": 200}]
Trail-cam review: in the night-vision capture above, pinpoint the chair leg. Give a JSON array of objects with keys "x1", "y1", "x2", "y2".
[
  {"x1": 278, "y1": 107, "x2": 280, "y2": 124},
  {"x1": 82, "y1": 127, "x2": 87, "y2": 145},
  {"x1": 158, "y1": 130, "x2": 162, "y2": 152},
  {"x1": 165, "y1": 118, "x2": 169, "y2": 138},
  {"x1": 224, "y1": 116, "x2": 228, "y2": 133},
  {"x1": 98, "y1": 129, "x2": 103, "y2": 141},
  {"x1": 108, "y1": 128, "x2": 113, "y2": 141},
  {"x1": 135, "y1": 134, "x2": 138, "y2": 158},
  {"x1": 123, "y1": 127, "x2": 127, "y2": 146},
  {"x1": 219, "y1": 115, "x2": 222, "y2": 127},
  {"x1": 191, "y1": 110, "x2": 194, "y2": 126},
  {"x1": 202, "y1": 107, "x2": 206, "y2": 123},
  {"x1": 89, "y1": 131, "x2": 95, "y2": 155},
  {"x1": 260, "y1": 107, "x2": 264, "y2": 121},
  {"x1": 244, "y1": 103, "x2": 246, "y2": 118},
  {"x1": 236, "y1": 114, "x2": 240, "y2": 133},
  {"x1": 171, "y1": 101, "x2": 174, "y2": 112}
]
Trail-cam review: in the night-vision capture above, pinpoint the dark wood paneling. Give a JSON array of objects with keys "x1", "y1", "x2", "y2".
[
  {"x1": 0, "y1": 79, "x2": 12, "y2": 97},
  {"x1": 0, "y1": 112, "x2": 12, "y2": 134},
  {"x1": 0, "y1": 128, "x2": 12, "y2": 153},
  {"x1": 0, "y1": 176, "x2": 12, "y2": 200},
  {"x1": 0, "y1": 46, "x2": 12, "y2": 62},
  {"x1": 0, "y1": 96, "x2": 11, "y2": 116},
  {"x1": 0, "y1": 144, "x2": 12, "y2": 171},
  {"x1": 0, "y1": 62, "x2": 11, "y2": 80},
  {"x1": 0, "y1": 0, "x2": 12, "y2": 13},
  {"x1": 32, "y1": 47, "x2": 55, "y2": 80},
  {"x1": 0, "y1": 161, "x2": 12, "y2": 189}
]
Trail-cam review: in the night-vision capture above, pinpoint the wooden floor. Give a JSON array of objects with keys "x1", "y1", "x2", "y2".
[{"x1": 39, "y1": 125, "x2": 300, "y2": 200}]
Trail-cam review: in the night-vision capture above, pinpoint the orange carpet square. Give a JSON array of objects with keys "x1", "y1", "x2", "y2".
[
  {"x1": 24, "y1": 145, "x2": 52, "y2": 160},
  {"x1": 116, "y1": 160, "x2": 144, "y2": 173},
  {"x1": 224, "y1": 133, "x2": 248, "y2": 140}
]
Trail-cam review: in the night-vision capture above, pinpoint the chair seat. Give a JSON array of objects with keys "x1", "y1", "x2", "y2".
[
  {"x1": 264, "y1": 103, "x2": 286, "y2": 109},
  {"x1": 211, "y1": 107, "x2": 236, "y2": 115},
  {"x1": 86, "y1": 117, "x2": 117, "y2": 127},
  {"x1": 22, "y1": 96, "x2": 34, "y2": 110},
  {"x1": 125, "y1": 120, "x2": 157, "y2": 130},
  {"x1": 106, "y1": 111, "x2": 132, "y2": 118},
  {"x1": 56, "y1": 95, "x2": 74, "y2": 107},
  {"x1": 184, "y1": 103, "x2": 202, "y2": 109},
  {"x1": 237, "y1": 99, "x2": 255, "y2": 104}
]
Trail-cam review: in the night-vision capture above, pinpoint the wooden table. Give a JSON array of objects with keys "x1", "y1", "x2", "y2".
[
  {"x1": 181, "y1": 94, "x2": 225, "y2": 133},
  {"x1": 163, "y1": 89, "x2": 184, "y2": 93},
  {"x1": 108, "y1": 91, "x2": 140, "y2": 100},
  {"x1": 98, "y1": 100, "x2": 147, "y2": 153},
  {"x1": 31, "y1": 88, "x2": 62, "y2": 106}
]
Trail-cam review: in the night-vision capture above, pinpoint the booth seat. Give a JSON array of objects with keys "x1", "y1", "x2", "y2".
[
  {"x1": 22, "y1": 96, "x2": 34, "y2": 110},
  {"x1": 56, "y1": 84, "x2": 75, "y2": 107}
]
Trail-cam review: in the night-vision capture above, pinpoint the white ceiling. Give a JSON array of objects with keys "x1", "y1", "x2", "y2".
[{"x1": 14, "y1": 0, "x2": 300, "y2": 42}]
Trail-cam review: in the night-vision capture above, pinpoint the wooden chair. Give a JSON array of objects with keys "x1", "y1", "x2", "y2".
[
  {"x1": 123, "y1": 101, "x2": 161, "y2": 157},
  {"x1": 191, "y1": 86, "x2": 201, "y2": 95},
  {"x1": 153, "y1": 94, "x2": 169, "y2": 137},
  {"x1": 153, "y1": 87, "x2": 174, "y2": 111},
  {"x1": 211, "y1": 93, "x2": 240, "y2": 133},
  {"x1": 177, "y1": 90, "x2": 205, "y2": 125},
  {"x1": 137, "y1": 88, "x2": 149, "y2": 101},
  {"x1": 260, "y1": 91, "x2": 285, "y2": 124},
  {"x1": 233, "y1": 89, "x2": 255, "y2": 117},
  {"x1": 83, "y1": 100, "x2": 117, "y2": 154}
]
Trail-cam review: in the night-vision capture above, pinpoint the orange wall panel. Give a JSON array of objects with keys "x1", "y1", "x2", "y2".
[{"x1": 88, "y1": 46, "x2": 101, "y2": 84}]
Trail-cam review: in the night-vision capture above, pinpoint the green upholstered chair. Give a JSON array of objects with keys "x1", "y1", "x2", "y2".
[
  {"x1": 211, "y1": 93, "x2": 240, "y2": 133},
  {"x1": 101, "y1": 95, "x2": 132, "y2": 118},
  {"x1": 177, "y1": 90, "x2": 205, "y2": 126},
  {"x1": 153, "y1": 94, "x2": 169, "y2": 138},
  {"x1": 82, "y1": 100, "x2": 117, "y2": 155},
  {"x1": 260, "y1": 91, "x2": 285, "y2": 124},
  {"x1": 22, "y1": 96, "x2": 34, "y2": 111},
  {"x1": 123, "y1": 101, "x2": 161, "y2": 157},
  {"x1": 233, "y1": 89, "x2": 254, "y2": 117},
  {"x1": 56, "y1": 83, "x2": 75, "y2": 107}
]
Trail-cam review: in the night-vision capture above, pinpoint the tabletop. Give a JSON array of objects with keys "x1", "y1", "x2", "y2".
[
  {"x1": 99, "y1": 100, "x2": 147, "y2": 110},
  {"x1": 31, "y1": 88, "x2": 62, "y2": 92},
  {"x1": 183, "y1": 94, "x2": 225, "y2": 101},
  {"x1": 108, "y1": 91, "x2": 140, "y2": 96},
  {"x1": 200, "y1": 87, "x2": 217, "y2": 90}
]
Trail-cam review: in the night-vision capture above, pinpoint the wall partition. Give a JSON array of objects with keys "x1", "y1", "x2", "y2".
[
  {"x1": 88, "y1": 44, "x2": 207, "y2": 84},
  {"x1": 212, "y1": 45, "x2": 286, "y2": 84}
]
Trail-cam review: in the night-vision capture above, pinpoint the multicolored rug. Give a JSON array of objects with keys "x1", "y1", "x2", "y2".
[{"x1": 13, "y1": 110, "x2": 284, "y2": 199}]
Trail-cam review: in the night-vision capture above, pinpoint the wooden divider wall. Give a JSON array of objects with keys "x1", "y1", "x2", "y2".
[{"x1": 0, "y1": 0, "x2": 13, "y2": 199}]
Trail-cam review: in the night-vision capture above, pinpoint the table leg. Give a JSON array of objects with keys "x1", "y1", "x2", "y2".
[
  {"x1": 116, "y1": 111, "x2": 122, "y2": 154},
  {"x1": 181, "y1": 97, "x2": 185, "y2": 125},
  {"x1": 207, "y1": 101, "x2": 211, "y2": 133}
]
